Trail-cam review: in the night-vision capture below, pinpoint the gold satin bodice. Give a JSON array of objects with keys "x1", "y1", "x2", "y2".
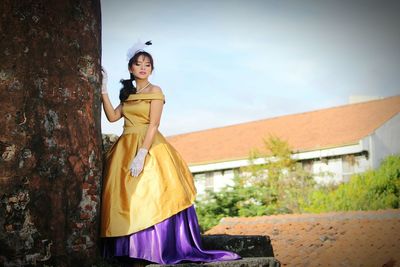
[{"x1": 122, "y1": 93, "x2": 166, "y2": 130}]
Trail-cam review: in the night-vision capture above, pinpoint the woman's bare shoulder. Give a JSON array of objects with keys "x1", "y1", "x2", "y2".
[{"x1": 149, "y1": 85, "x2": 163, "y2": 94}]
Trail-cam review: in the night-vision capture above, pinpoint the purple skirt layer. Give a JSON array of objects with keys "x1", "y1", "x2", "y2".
[{"x1": 101, "y1": 205, "x2": 241, "y2": 264}]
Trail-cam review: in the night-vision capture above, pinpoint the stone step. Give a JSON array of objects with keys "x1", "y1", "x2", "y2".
[
  {"x1": 147, "y1": 257, "x2": 281, "y2": 267},
  {"x1": 201, "y1": 235, "x2": 275, "y2": 257}
]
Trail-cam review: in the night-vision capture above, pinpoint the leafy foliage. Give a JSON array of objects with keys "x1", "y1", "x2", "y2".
[
  {"x1": 195, "y1": 135, "x2": 315, "y2": 231},
  {"x1": 303, "y1": 155, "x2": 400, "y2": 212}
]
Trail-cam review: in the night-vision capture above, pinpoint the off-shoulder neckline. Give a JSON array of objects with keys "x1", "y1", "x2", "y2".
[
  {"x1": 130, "y1": 92, "x2": 164, "y2": 96},
  {"x1": 125, "y1": 92, "x2": 165, "y2": 102}
]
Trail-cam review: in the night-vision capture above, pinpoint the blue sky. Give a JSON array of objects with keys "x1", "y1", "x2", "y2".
[{"x1": 101, "y1": 0, "x2": 400, "y2": 136}]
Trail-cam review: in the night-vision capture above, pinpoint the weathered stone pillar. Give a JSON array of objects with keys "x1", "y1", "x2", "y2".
[{"x1": 0, "y1": 1, "x2": 102, "y2": 266}]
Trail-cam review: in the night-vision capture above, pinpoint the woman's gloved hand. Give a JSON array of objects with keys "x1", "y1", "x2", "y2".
[
  {"x1": 130, "y1": 148, "x2": 148, "y2": 177},
  {"x1": 101, "y1": 66, "x2": 108, "y2": 94}
]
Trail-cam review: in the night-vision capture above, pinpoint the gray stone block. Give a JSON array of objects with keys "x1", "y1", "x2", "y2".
[{"x1": 201, "y1": 235, "x2": 274, "y2": 257}]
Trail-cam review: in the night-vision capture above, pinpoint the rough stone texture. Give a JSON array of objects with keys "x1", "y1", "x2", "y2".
[
  {"x1": 147, "y1": 257, "x2": 281, "y2": 267},
  {"x1": 0, "y1": 1, "x2": 102, "y2": 266},
  {"x1": 102, "y1": 134, "x2": 119, "y2": 157},
  {"x1": 201, "y1": 235, "x2": 274, "y2": 258}
]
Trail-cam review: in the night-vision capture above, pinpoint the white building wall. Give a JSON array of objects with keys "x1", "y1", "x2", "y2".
[
  {"x1": 353, "y1": 155, "x2": 370, "y2": 173},
  {"x1": 194, "y1": 173, "x2": 206, "y2": 196},
  {"x1": 214, "y1": 170, "x2": 235, "y2": 191},
  {"x1": 194, "y1": 169, "x2": 236, "y2": 196},
  {"x1": 212, "y1": 171, "x2": 223, "y2": 191},
  {"x1": 364, "y1": 113, "x2": 400, "y2": 169},
  {"x1": 193, "y1": 152, "x2": 373, "y2": 196},
  {"x1": 313, "y1": 158, "x2": 342, "y2": 184}
]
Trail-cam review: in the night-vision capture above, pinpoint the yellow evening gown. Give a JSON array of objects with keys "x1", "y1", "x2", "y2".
[{"x1": 100, "y1": 92, "x2": 197, "y2": 237}]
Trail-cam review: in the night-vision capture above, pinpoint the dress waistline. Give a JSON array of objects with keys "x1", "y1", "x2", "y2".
[{"x1": 122, "y1": 124, "x2": 148, "y2": 135}]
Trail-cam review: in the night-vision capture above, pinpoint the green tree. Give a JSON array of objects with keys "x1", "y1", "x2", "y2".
[
  {"x1": 241, "y1": 135, "x2": 316, "y2": 214},
  {"x1": 196, "y1": 135, "x2": 315, "y2": 231}
]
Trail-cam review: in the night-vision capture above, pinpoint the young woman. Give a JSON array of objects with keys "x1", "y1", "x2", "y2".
[{"x1": 100, "y1": 41, "x2": 240, "y2": 265}]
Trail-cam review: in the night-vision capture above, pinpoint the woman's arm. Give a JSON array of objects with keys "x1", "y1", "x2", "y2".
[
  {"x1": 102, "y1": 94, "x2": 122, "y2": 122},
  {"x1": 141, "y1": 87, "x2": 164, "y2": 150},
  {"x1": 101, "y1": 67, "x2": 122, "y2": 122},
  {"x1": 129, "y1": 86, "x2": 164, "y2": 177}
]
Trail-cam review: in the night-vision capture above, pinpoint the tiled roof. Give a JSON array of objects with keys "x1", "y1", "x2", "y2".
[
  {"x1": 167, "y1": 96, "x2": 400, "y2": 165},
  {"x1": 206, "y1": 209, "x2": 400, "y2": 266}
]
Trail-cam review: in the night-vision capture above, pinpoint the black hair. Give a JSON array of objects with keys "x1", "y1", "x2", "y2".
[{"x1": 119, "y1": 51, "x2": 154, "y2": 102}]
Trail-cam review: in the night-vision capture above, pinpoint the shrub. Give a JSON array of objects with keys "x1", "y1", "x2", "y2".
[{"x1": 303, "y1": 155, "x2": 400, "y2": 212}]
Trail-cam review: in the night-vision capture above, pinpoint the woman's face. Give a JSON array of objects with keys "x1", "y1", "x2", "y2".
[{"x1": 130, "y1": 55, "x2": 153, "y2": 80}]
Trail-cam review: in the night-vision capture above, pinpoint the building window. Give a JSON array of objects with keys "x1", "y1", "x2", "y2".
[
  {"x1": 205, "y1": 172, "x2": 214, "y2": 191},
  {"x1": 302, "y1": 160, "x2": 313, "y2": 172},
  {"x1": 194, "y1": 173, "x2": 205, "y2": 182},
  {"x1": 342, "y1": 155, "x2": 356, "y2": 182}
]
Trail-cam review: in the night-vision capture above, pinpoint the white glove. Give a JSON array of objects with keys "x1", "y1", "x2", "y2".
[
  {"x1": 101, "y1": 66, "x2": 108, "y2": 94},
  {"x1": 130, "y1": 148, "x2": 148, "y2": 177}
]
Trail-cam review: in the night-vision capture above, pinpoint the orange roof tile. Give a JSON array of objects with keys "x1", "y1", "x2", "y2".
[
  {"x1": 166, "y1": 96, "x2": 400, "y2": 165},
  {"x1": 206, "y1": 209, "x2": 400, "y2": 267}
]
